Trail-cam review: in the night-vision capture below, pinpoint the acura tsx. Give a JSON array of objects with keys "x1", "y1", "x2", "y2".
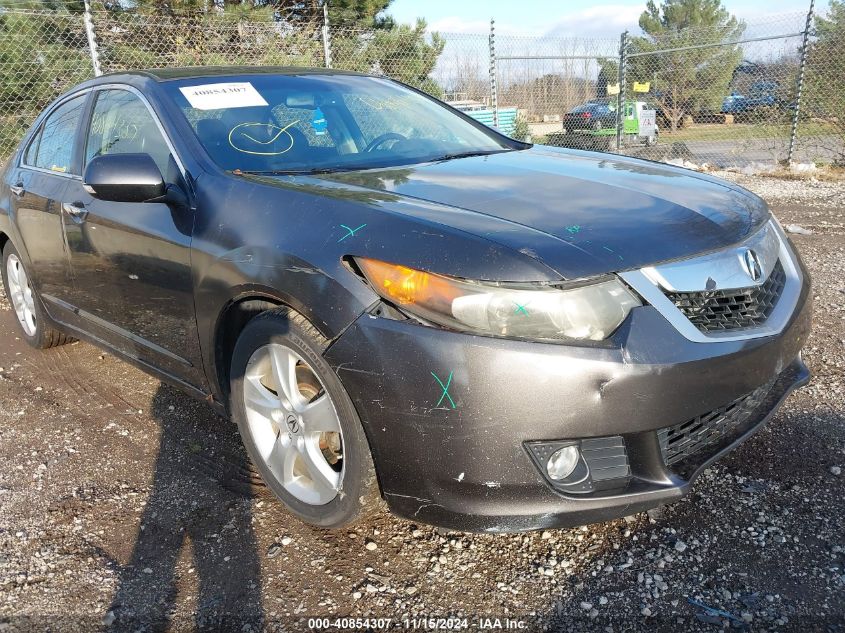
[{"x1": 0, "y1": 67, "x2": 811, "y2": 532}]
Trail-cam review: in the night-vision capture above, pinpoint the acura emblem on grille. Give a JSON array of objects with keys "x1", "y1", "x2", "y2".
[{"x1": 742, "y1": 249, "x2": 763, "y2": 282}]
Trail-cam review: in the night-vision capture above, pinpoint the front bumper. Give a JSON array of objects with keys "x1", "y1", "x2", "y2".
[{"x1": 325, "y1": 277, "x2": 812, "y2": 533}]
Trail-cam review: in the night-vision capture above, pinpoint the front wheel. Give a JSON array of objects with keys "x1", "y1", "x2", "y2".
[
  {"x1": 229, "y1": 307, "x2": 382, "y2": 528},
  {"x1": 1, "y1": 242, "x2": 73, "y2": 349}
]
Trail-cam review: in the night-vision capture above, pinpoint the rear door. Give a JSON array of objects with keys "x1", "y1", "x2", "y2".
[
  {"x1": 9, "y1": 93, "x2": 88, "y2": 315},
  {"x1": 60, "y1": 86, "x2": 206, "y2": 388}
]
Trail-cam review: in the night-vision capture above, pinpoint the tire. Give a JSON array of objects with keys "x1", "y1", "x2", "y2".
[
  {"x1": 229, "y1": 307, "x2": 382, "y2": 528},
  {"x1": 1, "y1": 242, "x2": 73, "y2": 349}
]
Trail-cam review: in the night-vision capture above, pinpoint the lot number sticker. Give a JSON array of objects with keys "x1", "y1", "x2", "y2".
[{"x1": 179, "y1": 82, "x2": 268, "y2": 111}]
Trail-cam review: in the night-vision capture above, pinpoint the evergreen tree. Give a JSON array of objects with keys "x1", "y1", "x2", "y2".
[{"x1": 631, "y1": 0, "x2": 744, "y2": 131}]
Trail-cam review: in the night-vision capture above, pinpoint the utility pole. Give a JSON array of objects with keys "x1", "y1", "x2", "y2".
[
  {"x1": 787, "y1": 0, "x2": 815, "y2": 164},
  {"x1": 616, "y1": 30, "x2": 628, "y2": 151},
  {"x1": 83, "y1": 0, "x2": 102, "y2": 77},
  {"x1": 489, "y1": 18, "x2": 498, "y2": 128},
  {"x1": 322, "y1": 0, "x2": 332, "y2": 69}
]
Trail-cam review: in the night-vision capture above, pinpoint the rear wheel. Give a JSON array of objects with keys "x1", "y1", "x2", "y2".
[
  {"x1": 1, "y1": 242, "x2": 72, "y2": 349},
  {"x1": 229, "y1": 307, "x2": 381, "y2": 528}
]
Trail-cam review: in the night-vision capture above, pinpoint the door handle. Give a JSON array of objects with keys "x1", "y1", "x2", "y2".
[
  {"x1": 62, "y1": 201, "x2": 88, "y2": 220},
  {"x1": 10, "y1": 183, "x2": 24, "y2": 197}
]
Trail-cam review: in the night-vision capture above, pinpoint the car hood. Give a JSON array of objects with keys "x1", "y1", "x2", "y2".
[{"x1": 315, "y1": 146, "x2": 769, "y2": 280}]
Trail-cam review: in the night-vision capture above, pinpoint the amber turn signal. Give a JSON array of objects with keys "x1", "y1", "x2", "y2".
[{"x1": 355, "y1": 258, "x2": 457, "y2": 307}]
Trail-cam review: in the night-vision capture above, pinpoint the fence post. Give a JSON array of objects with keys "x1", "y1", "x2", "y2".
[
  {"x1": 489, "y1": 18, "x2": 498, "y2": 128},
  {"x1": 616, "y1": 30, "x2": 628, "y2": 151},
  {"x1": 322, "y1": 0, "x2": 332, "y2": 69},
  {"x1": 787, "y1": 0, "x2": 815, "y2": 164},
  {"x1": 83, "y1": 0, "x2": 102, "y2": 77}
]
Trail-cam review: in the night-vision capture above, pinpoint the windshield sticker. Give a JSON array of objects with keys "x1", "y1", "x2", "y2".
[
  {"x1": 228, "y1": 121, "x2": 298, "y2": 156},
  {"x1": 179, "y1": 82, "x2": 268, "y2": 111},
  {"x1": 312, "y1": 107, "x2": 328, "y2": 136}
]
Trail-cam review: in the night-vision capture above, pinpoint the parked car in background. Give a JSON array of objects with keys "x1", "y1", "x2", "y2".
[
  {"x1": 561, "y1": 99, "x2": 617, "y2": 133},
  {"x1": 549, "y1": 98, "x2": 659, "y2": 149},
  {"x1": 1, "y1": 67, "x2": 811, "y2": 532},
  {"x1": 721, "y1": 81, "x2": 785, "y2": 115}
]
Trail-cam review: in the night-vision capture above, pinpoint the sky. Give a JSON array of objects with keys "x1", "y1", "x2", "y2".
[{"x1": 387, "y1": 0, "x2": 827, "y2": 38}]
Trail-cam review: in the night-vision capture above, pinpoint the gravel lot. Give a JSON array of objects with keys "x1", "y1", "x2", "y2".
[{"x1": 0, "y1": 173, "x2": 843, "y2": 632}]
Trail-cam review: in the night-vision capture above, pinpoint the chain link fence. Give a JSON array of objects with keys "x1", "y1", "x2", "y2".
[{"x1": 1, "y1": 3, "x2": 842, "y2": 170}]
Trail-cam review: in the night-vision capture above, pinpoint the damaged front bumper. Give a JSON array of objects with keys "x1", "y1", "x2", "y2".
[{"x1": 324, "y1": 278, "x2": 812, "y2": 533}]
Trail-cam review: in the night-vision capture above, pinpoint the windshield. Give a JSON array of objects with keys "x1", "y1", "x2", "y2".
[{"x1": 162, "y1": 74, "x2": 515, "y2": 173}]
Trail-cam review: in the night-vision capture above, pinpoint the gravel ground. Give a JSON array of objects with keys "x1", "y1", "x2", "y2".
[{"x1": 0, "y1": 173, "x2": 843, "y2": 633}]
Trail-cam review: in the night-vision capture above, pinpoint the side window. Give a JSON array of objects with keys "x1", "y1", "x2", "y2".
[
  {"x1": 85, "y1": 90, "x2": 173, "y2": 176},
  {"x1": 31, "y1": 95, "x2": 86, "y2": 174},
  {"x1": 24, "y1": 129, "x2": 41, "y2": 166}
]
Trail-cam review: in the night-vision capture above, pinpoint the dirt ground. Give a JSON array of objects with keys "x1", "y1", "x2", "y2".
[{"x1": 0, "y1": 173, "x2": 843, "y2": 633}]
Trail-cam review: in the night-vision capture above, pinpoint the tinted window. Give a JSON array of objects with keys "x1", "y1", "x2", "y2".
[
  {"x1": 163, "y1": 74, "x2": 513, "y2": 173},
  {"x1": 24, "y1": 129, "x2": 40, "y2": 166},
  {"x1": 86, "y1": 90, "x2": 172, "y2": 175},
  {"x1": 32, "y1": 95, "x2": 86, "y2": 174},
  {"x1": 570, "y1": 103, "x2": 611, "y2": 114}
]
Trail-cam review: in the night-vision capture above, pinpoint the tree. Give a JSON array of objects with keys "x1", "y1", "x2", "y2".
[
  {"x1": 94, "y1": 0, "x2": 407, "y2": 74},
  {"x1": 331, "y1": 19, "x2": 445, "y2": 97},
  {"x1": 803, "y1": 0, "x2": 845, "y2": 164},
  {"x1": 805, "y1": 1, "x2": 844, "y2": 153},
  {"x1": 130, "y1": 0, "x2": 393, "y2": 27},
  {"x1": 596, "y1": 58, "x2": 618, "y2": 98},
  {"x1": 0, "y1": 1, "x2": 92, "y2": 158},
  {"x1": 631, "y1": 0, "x2": 745, "y2": 131},
  {"x1": 325, "y1": 0, "x2": 393, "y2": 29}
]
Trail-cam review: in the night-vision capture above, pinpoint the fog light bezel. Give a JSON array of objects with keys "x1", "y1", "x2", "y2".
[{"x1": 525, "y1": 437, "x2": 631, "y2": 496}]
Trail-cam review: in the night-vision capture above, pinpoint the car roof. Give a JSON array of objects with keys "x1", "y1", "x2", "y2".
[{"x1": 100, "y1": 66, "x2": 370, "y2": 82}]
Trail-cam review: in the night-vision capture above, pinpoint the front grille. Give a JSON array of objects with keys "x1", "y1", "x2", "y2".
[
  {"x1": 665, "y1": 260, "x2": 786, "y2": 332},
  {"x1": 658, "y1": 380, "x2": 775, "y2": 467}
]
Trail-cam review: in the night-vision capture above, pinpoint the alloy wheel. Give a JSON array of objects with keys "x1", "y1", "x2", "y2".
[
  {"x1": 6, "y1": 254, "x2": 37, "y2": 337},
  {"x1": 242, "y1": 343, "x2": 344, "y2": 505}
]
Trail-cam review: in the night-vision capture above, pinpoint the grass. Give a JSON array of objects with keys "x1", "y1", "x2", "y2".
[
  {"x1": 659, "y1": 121, "x2": 837, "y2": 143},
  {"x1": 536, "y1": 121, "x2": 840, "y2": 148},
  {"x1": 756, "y1": 164, "x2": 845, "y2": 181}
]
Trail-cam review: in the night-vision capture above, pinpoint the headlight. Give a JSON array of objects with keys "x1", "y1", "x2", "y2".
[{"x1": 355, "y1": 258, "x2": 641, "y2": 341}]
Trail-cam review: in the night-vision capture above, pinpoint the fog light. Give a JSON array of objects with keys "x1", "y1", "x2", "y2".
[{"x1": 547, "y1": 445, "x2": 580, "y2": 480}]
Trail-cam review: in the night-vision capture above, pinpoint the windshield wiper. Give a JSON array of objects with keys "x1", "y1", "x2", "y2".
[
  {"x1": 429, "y1": 149, "x2": 510, "y2": 163},
  {"x1": 237, "y1": 167, "x2": 354, "y2": 176},
  {"x1": 234, "y1": 150, "x2": 511, "y2": 176}
]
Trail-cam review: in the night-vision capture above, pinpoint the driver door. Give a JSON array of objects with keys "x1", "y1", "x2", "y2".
[{"x1": 60, "y1": 87, "x2": 206, "y2": 389}]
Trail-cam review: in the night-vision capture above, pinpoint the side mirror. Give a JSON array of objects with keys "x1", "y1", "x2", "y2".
[{"x1": 83, "y1": 153, "x2": 166, "y2": 203}]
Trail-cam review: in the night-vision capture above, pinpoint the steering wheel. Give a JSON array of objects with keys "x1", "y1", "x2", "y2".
[{"x1": 364, "y1": 132, "x2": 407, "y2": 153}]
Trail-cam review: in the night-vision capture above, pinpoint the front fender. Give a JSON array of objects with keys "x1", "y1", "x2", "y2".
[{"x1": 190, "y1": 170, "x2": 560, "y2": 401}]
